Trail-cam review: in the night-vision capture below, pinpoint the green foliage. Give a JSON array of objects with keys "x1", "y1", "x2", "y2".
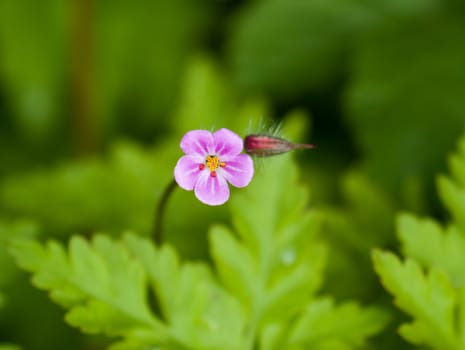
[
  {"x1": 0, "y1": 0, "x2": 67, "y2": 139},
  {"x1": 398, "y1": 214, "x2": 465, "y2": 288},
  {"x1": 0, "y1": 57, "x2": 274, "y2": 261},
  {"x1": 346, "y1": 14, "x2": 465, "y2": 194},
  {"x1": 0, "y1": 220, "x2": 38, "y2": 286},
  {"x1": 9, "y1": 154, "x2": 387, "y2": 349},
  {"x1": 438, "y1": 136, "x2": 465, "y2": 232},
  {"x1": 323, "y1": 171, "x2": 396, "y2": 300},
  {"x1": 173, "y1": 56, "x2": 273, "y2": 139},
  {"x1": 0, "y1": 220, "x2": 38, "y2": 307},
  {"x1": 0, "y1": 57, "x2": 302, "y2": 261},
  {"x1": 93, "y1": 0, "x2": 212, "y2": 135},
  {"x1": 10, "y1": 234, "x2": 167, "y2": 349},
  {"x1": 373, "y1": 251, "x2": 461, "y2": 349},
  {"x1": 210, "y1": 154, "x2": 388, "y2": 348},
  {"x1": 0, "y1": 220, "x2": 37, "y2": 350},
  {"x1": 2, "y1": 0, "x2": 464, "y2": 347},
  {"x1": 229, "y1": 0, "x2": 370, "y2": 98},
  {"x1": 373, "y1": 134, "x2": 465, "y2": 349},
  {"x1": 287, "y1": 298, "x2": 387, "y2": 350},
  {"x1": 10, "y1": 233, "x2": 244, "y2": 349},
  {"x1": 124, "y1": 235, "x2": 244, "y2": 350},
  {"x1": 0, "y1": 345, "x2": 21, "y2": 350},
  {"x1": 0, "y1": 0, "x2": 212, "y2": 142},
  {"x1": 0, "y1": 142, "x2": 173, "y2": 236},
  {"x1": 11, "y1": 233, "x2": 236, "y2": 349},
  {"x1": 210, "y1": 155, "x2": 326, "y2": 328},
  {"x1": 229, "y1": 0, "x2": 465, "y2": 215}
]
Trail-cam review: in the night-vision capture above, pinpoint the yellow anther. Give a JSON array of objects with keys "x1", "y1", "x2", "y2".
[{"x1": 205, "y1": 155, "x2": 220, "y2": 172}]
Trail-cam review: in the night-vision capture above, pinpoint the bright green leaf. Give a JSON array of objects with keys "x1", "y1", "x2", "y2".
[
  {"x1": 210, "y1": 147, "x2": 385, "y2": 348},
  {"x1": 123, "y1": 234, "x2": 246, "y2": 350},
  {"x1": 288, "y1": 297, "x2": 388, "y2": 349},
  {"x1": 9, "y1": 235, "x2": 168, "y2": 349},
  {"x1": 398, "y1": 213, "x2": 465, "y2": 288},
  {"x1": 209, "y1": 225, "x2": 257, "y2": 309},
  {"x1": 373, "y1": 250, "x2": 459, "y2": 349}
]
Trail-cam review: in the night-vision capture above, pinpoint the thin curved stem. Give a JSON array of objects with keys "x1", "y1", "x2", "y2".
[{"x1": 153, "y1": 178, "x2": 177, "y2": 245}]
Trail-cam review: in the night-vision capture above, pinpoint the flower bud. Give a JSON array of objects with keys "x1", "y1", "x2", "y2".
[{"x1": 244, "y1": 134, "x2": 315, "y2": 157}]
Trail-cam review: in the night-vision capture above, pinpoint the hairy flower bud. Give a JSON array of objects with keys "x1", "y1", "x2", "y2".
[{"x1": 244, "y1": 134, "x2": 315, "y2": 157}]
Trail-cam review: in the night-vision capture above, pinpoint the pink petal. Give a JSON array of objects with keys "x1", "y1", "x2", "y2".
[
  {"x1": 194, "y1": 171, "x2": 230, "y2": 206},
  {"x1": 220, "y1": 154, "x2": 254, "y2": 188},
  {"x1": 174, "y1": 155, "x2": 203, "y2": 191},
  {"x1": 180, "y1": 130, "x2": 214, "y2": 157},
  {"x1": 213, "y1": 128, "x2": 244, "y2": 160}
]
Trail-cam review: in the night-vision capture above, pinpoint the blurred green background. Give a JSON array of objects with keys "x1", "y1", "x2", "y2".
[{"x1": 1, "y1": 0, "x2": 465, "y2": 349}]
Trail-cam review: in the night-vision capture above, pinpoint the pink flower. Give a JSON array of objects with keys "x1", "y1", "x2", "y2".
[{"x1": 174, "y1": 129, "x2": 254, "y2": 206}]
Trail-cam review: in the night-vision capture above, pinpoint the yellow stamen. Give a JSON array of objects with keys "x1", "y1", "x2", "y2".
[{"x1": 205, "y1": 155, "x2": 220, "y2": 172}]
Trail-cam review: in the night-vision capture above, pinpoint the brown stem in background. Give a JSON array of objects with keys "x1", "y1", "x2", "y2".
[
  {"x1": 71, "y1": 0, "x2": 97, "y2": 155},
  {"x1": 153, "y1": 179, "x2": 177, "y2": 245}
]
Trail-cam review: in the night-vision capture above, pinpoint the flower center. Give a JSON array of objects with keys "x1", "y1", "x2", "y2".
[
  {"x1": 206, "y1": 155, "x2": 219, "y2": 171},
  {"x1": 199, "y1": 155, "x2": 226, "y2": 177}
]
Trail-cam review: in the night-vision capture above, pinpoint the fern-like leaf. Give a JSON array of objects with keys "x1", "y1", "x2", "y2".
[
  {"x1": 211, "y1": 153, "x2": 387, "y2": 349},
  {"x1": 9, "y1": 235, "x2": 167, "y2": 346},
  {"x1": 9, "y1": 233, "x2": 248, "y2": 350},
  {"x1": 373, "y1": 250, "x2": 460, "y2": 349}
]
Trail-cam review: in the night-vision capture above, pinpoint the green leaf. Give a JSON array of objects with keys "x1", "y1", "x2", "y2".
[
  {"x1": 210, "y1": 147, "x2": 386, "y2": 348},
  {"x1": 9, "y1": 234, "x2": 168, "y2": 349},
  {"x1": 212, "y1": 154, "x2": 326, "y2": 325},
  {"x1": 123, "y1": 234, "x2": 246, "y2": 350},
  {"x1": 397, "y1": 213, "x2": 465, "y2": 288},
  {"x1": 438, "y1": 136, "x2": 465, "y2": 232},
  {"x1": 0, "y1": 220, "x2": 38, "y2": 286},
  {"x1": 373, "y1": 250, "x2": 460, "y2": 349},
  {"x1": 375, "y1": 134, "x2": 465, "y2": 349},
  {"x1": 230, "y1": 154, "x2": 313, "y2": 254},
  {"x1": 288, "y1": 298, "x2": 389, "y2": 349},
  {"x1": 10, "y1": 232, "x2": 248, "y2": 349},
  {"x1": 439, "y1": 176, "x2": 465, "y2": 233},
  {"x1": 11, "y1": 234, "x2": 248, "y2": 350},
  {"x1": 209, "y1": 225, "x2": 257, "y2": 309}
]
